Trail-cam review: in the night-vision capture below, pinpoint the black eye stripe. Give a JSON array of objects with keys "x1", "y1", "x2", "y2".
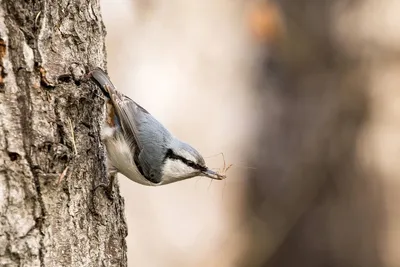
[{"x1": 165, "y1": 149, "x2": 206, "y2": 171}]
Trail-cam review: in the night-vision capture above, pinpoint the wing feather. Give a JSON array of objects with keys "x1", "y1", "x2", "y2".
[
  {"x1": 90, "y1": 68, "x2": 173, "y2": 182},
  {"x1": 89, "y1": 68, "x2": 144, "y2": 152}
]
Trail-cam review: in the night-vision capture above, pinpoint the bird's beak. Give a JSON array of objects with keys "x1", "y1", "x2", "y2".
[{"x1": 202, "y1": 169, "x2": 226, "y2": 180}]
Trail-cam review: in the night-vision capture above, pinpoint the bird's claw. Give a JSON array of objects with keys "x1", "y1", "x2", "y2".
[{"x1": 94, "y1": 182, "x2": 115, "y2": 200}]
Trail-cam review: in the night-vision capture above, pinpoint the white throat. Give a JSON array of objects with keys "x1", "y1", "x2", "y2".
[{"x1": 160, "y1": 158, "x2": 197, "y2": 185}]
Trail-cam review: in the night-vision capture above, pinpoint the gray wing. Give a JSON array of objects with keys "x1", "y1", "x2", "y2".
[
  {"x1": 115, "y1": 98, "x2": 174, "y2": 182},
  {"x1": 109, "y1": 93, "x2": 146, "y2": 150},
  {"x1": 90, "y1": 68, "x2": 145, "y2": 152},
  {"x1": 90, "y1": 68, "x2": 142, "y2": 149}
]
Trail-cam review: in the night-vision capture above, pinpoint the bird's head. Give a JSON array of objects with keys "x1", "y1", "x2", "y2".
[{"x1": 159, "y1": 139, "x2": 224, "y2": 184}]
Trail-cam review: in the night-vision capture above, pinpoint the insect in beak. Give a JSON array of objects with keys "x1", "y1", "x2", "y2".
[{"x1": 202, "y1": 169, "x2": 226, "y2": 180}]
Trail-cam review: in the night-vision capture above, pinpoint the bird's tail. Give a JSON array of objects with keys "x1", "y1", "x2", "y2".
[
  {"x1": 89, "y1": 67, "x2": 122, "y2": 129},
  {"x1": 88, "y1": 68, "x2": 117, "y2": 99}
]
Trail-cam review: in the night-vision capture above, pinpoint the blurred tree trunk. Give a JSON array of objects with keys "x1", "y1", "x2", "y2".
[
  {"x1": 242, "y1": 0, "x2": 395, "y2": 266},
  {"x1": 0, "y1": 1, "x2": 127, "y2": 266}
]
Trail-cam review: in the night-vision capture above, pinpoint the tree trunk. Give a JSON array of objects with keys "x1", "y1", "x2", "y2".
[{"x1": 0, "y1": 1, "x2": 127, "y2": 266}]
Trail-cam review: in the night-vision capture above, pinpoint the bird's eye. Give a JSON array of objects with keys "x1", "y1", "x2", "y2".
[{"x1": 188, "y1": 161, "x2": 195, "y2": 167}]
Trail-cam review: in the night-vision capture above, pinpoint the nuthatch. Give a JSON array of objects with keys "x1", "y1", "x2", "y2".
[{"x1": 89, "y1": 68, "x2": 225, "y2": 190}]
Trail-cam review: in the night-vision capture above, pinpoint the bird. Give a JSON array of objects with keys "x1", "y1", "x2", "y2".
[{"x1": 89, "y1": 68, "x2": 225, "y2": 192}]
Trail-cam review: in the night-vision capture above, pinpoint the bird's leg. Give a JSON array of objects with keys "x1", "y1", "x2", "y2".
[
  {"x1": 94, "y1": 170, "x2": 117, "y2": 200},
  {"x1": 94, "y1": 153, "x2": 118, "y2": 200},
  {"x1": 94, "y1": 122, "x2": 120, "y2": 199}
]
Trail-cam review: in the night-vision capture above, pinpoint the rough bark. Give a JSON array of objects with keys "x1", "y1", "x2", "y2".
[
  {"x1": 0, "y1": 0, "x2": 127, "y2": 266},
  {"x1": 242, "y1": 0, "x2": 390, "y2": 266}
]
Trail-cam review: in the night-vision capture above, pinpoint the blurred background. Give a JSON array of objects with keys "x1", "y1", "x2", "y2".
[{"x1": 100, "y1": 0, "x2": 400, "y2": 266}]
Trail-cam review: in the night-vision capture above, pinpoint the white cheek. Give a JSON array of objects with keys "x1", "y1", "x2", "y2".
[{"x1": 161, "y1": 159, "x2": 197, "y2": 183}]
